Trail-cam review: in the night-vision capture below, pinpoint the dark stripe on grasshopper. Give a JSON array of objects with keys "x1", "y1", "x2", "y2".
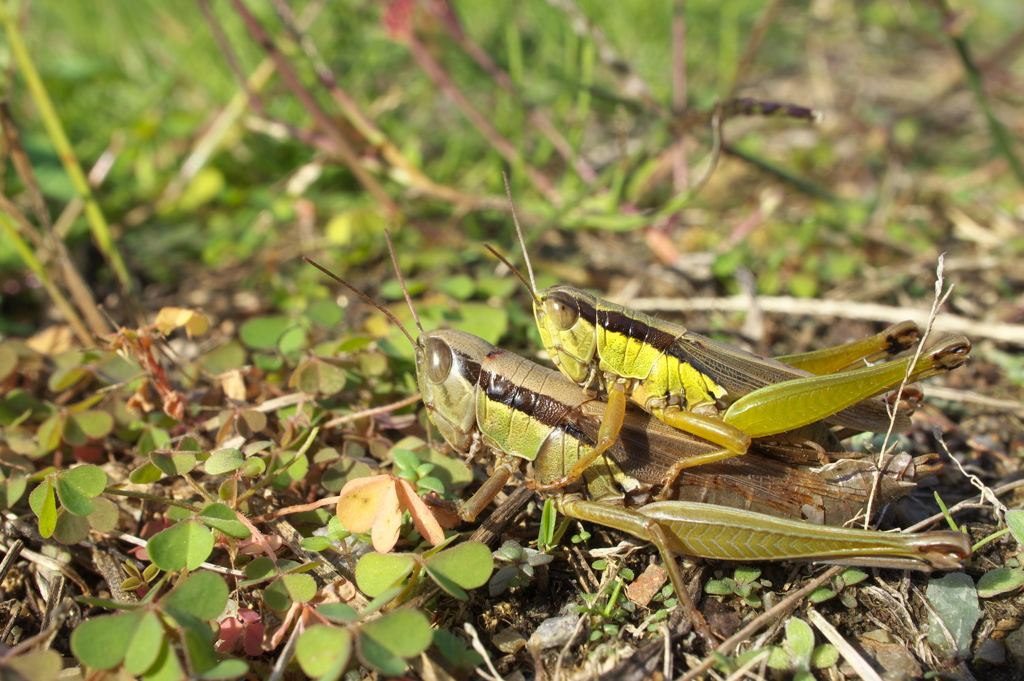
[
  {"x1": 574, "y1": 293, "x2": 721, "y2": 396},
  {"x1": 452, "y1": 348, "x2": 482, "y2": 388},
  {"x1": 481, "y1": 348, "x2": 592, "y2": 445}
]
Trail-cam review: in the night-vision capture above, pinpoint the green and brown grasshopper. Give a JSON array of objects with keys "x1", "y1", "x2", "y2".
[
  {"x1": 306, "y1": 239, "x2": 971, "y2": 644},
  {"x1": 487, "y1": 213, "x2": 970, "y2": 491}
]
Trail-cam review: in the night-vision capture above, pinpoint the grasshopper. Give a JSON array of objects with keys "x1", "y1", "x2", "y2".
[
  {"x1": 305, "y1": 241, "x2": 971, "y2": 644},
  {"x1": 488, "y1": 213, "x2": 971, "y2": 491}
]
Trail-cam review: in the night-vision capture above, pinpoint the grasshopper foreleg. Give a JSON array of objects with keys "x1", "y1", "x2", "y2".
[{"x1": 458, "y1": 461, "x2": 517, "y2": 522}]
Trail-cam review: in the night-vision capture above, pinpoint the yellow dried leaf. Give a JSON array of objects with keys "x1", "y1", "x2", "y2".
[
  {"x1": 335, "y1": 476, "x2": 393, "y2": 534},
  {"x1": 370, "y1": 482, "x2": 402, "y2": 554},
  {"x1": 395, "y1": 478, "x2": 444, "y2": 546},
  {"x1": 220, "y1": 369, "x2": 246, "y2": 402},
  {"x1": 154, "y1": 307, "x2": 210, "y2": 338},
  {"x1": 26, "y1": 325, "x2": 73, "y2": 355}
]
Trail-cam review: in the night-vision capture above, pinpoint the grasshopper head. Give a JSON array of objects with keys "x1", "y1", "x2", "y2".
[
  {"x1": 534, "y1": 286, "x2": 599, "y2": 385},
  {"x1": 414, "y1": 329, "x2": 491, "y2": 456}
]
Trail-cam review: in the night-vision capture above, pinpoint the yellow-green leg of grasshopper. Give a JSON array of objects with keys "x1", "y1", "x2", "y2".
[
  {"x1": 776, "y1": 320, "x2": 920, "y2": 375},
  {"x1": 657, "y1": 336, "x2": 969, "y2": 472},
  {"x1": 638, "y1": 501, "x2": 972, "y2": 571},
  {"x1": 556, "y1": 496, "x2": 717, "y2": 644},
  {"x1": 531, "y1": 384, "x2": 629, "y2": 490},
  {"x1": 724, "y1": 335, "x2": 970, "y2": 440}
]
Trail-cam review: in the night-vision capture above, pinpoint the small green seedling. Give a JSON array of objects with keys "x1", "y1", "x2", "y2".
[
  {"x1": 766, "y1": 617, "x2": 838, "y2": 680},
  {"x1": 705, "y1": 565, "x2": 766, "y2": 608},
  {"x1": 807, "y1": 567, "x2": 868, "y2": 608},
  {"x1": 489, "y1": 539, "x2": 554, "y2": 596}
]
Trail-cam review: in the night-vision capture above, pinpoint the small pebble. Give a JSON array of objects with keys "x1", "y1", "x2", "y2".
[{"x1": 492, "y1": 626, "x2": 527, "y2": 654}]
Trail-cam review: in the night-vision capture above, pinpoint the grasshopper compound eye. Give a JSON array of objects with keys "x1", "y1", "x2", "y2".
[
  {"x1": 544, "y1": 291, "x2": 580, "y2": 330},
  {"x1": 424, "y1": 337, "x2": 454, "y2": 383}
]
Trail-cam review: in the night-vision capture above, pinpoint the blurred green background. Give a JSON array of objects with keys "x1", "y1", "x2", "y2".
[{"x1": 2, "y1": 0, "x2": 1022, "y2": 351}]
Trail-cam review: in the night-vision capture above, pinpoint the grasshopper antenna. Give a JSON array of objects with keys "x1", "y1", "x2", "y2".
[
  {"x1": 383, "y1": 230, "x2": 425, "y2": 337},
  {"x1": 303, "y1": 257, "x2": 418, "y2": 349},
  {"x1": 491, "y1": 174, "x2": 540, "y2": 301},
  {"x1": 484, "y1": 243, "x2": 538, "y2": 304},
  {"x1": 502, "y1": 173, "x2": 538, "y2": 296}
]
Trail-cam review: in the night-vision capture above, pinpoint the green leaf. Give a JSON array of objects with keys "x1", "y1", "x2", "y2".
[
  {"x1": 307, "y1": 298, "x2": 344, "y2": 328},
  {"x1": 300, "y1": 536, "x2": 332, "y2": 552},
  {"x1": 785, "y1": 618, "x2": 814, "y2": 668},
  {"x1": 204, "y1": 446, "x2": 244, "y2": 473},
  {"x1": 357, "y1": 633, "x2": 406, "y2": 677},
  {"x1": 31, "y1": 479, "x2": 58, "y2": 538},
  {"x1": 36, "y1": 413, "x2": 63, "y2": 452},
  {"x1": 432, "y1": 629, "x2": 483, "y2": 670},
  {"x1": 243, "y1": 557, "x2": 277, "y2": 582},
  {"x1": 296, "y1": 625, "x2": 353, "y2": 679},
  {"x1": 162, "y1": 571, "x2": 229, "y2": 621},
  {"x1": 71, "y1": 410, "x2": 114, "y2": 439},
  {"x1": 766, "y1": 646, "x2": 789, "y2": 670},
  {"x1": 6, "y1": 648, "x2": 63, "y2": 681},
  {"x1": 808, "y1": 587, "x2": 836, "y2": 603},
  {"x1": 440, "y1": 273, "x2": 475, "y2": 300},
  {"x1": 239, "y1": 315, "x2": 290, "y2": 351},
  {"x1": 1006, "y1": 510, "x2": 1024, "y2": 547},
  {"x1": 138, "y1": 427, "x2": 171, "y2": 458},
  {"x1": 317, "y1": 603, "x2": 359, "y2": 624},
  {"x1": 733, "y1": 566, "x2": 761, "y2": 584},
  {"x1": 53, "y1": 509, "x2": 90, "y2": 545},
  {"x1": 292, "y1": 358, "x2": 347, "y2": 395},
  {"x1": 450, "y1": 303, "x2": 508, "y2": 345},
  {"x1": 839, "y1": 568, "x2": 868, "y2": 587},
  {"x1": 147, "y1": 519, "x2": 216, "y2": 572},
  {"x1": 976, "y1": 568, "x2": 1024, "y2": 598},
  {"x1": 811, "y1": 643, "x2": 839, "y2": 669},
  {"x1": 355, "y1": 553, "x2": 416, "y2": 597},
  {"x1": 140, "y1": 635, "x2": 184, "y2": 681},
  {"x1": 197, "y1": 503, "x2": 250, "y2": 539},
  {"x1": 263, "y1": 578, "x2": 293, "y2": 612},
  {"x1": 238, "y1": 457, "x2": 266, "y2": 477},
  {"x1": 704, "y1": 580, "x2": 733, "y2": 596},
  {"x1": 124, "y1": 610, "x2": 166, "y2": 675},
  {"x1": 1, "y1": 475, "x2": 27, "y2": 509},
  {"x1": 182, "y1": 624, "x2": 219, "y2": 674},
  {"x1": 282, "y1": 573, "x2": 317, "y2": 604},
  {"x1": 196, "y1": 658, "x2": 249, "y2": 680},
  {"x1": 70, "y1": 611, "x2": 141, "y2": 669},
  {"x1": 62, "y1": 465, "x2": 107, "y2": 496},
  {"x1": 360, "y1": 609, "x2": 432, "y2": 659},
  {"x1": 425, "y1": 542, "x2": 494, "y2": 590},
  {"x1": 55, "y1": 476, "x2": 94, "y2": 516},
  {"x1": 88, "y1": 497, "x2": 119, "y2": 532},
  {"x1": 391, "y1": 448, "x2": 420, "y2": 473},
  {"x1": 270, "y1": 452, "x2": 308, "y2": 489},
  {"x1": 150, "y1": 451, "x2": 197, "y2": 476},
  {"x1": 199, "y1": 341, "x2": 247, "y2": 375},
  {"x1": 49, "y1": 366, "x2": 90, "y2": 392},
  {"x1": 130, "y1": 462, "x2": 164, "y2": 484}
]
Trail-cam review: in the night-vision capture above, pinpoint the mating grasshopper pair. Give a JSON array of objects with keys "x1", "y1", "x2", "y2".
[{"x1": 310, "y1": 226, "x2": 972, "y2": 644}]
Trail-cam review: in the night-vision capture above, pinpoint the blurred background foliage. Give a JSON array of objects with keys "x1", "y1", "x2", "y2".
[{"x1": 3, "y1": 0, "x2": 1022, "y2": 356}]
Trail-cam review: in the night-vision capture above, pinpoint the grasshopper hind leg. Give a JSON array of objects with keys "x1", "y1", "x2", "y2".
[{"x1": 556, "y1": 496, "x2": 717, "y2": 644}]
